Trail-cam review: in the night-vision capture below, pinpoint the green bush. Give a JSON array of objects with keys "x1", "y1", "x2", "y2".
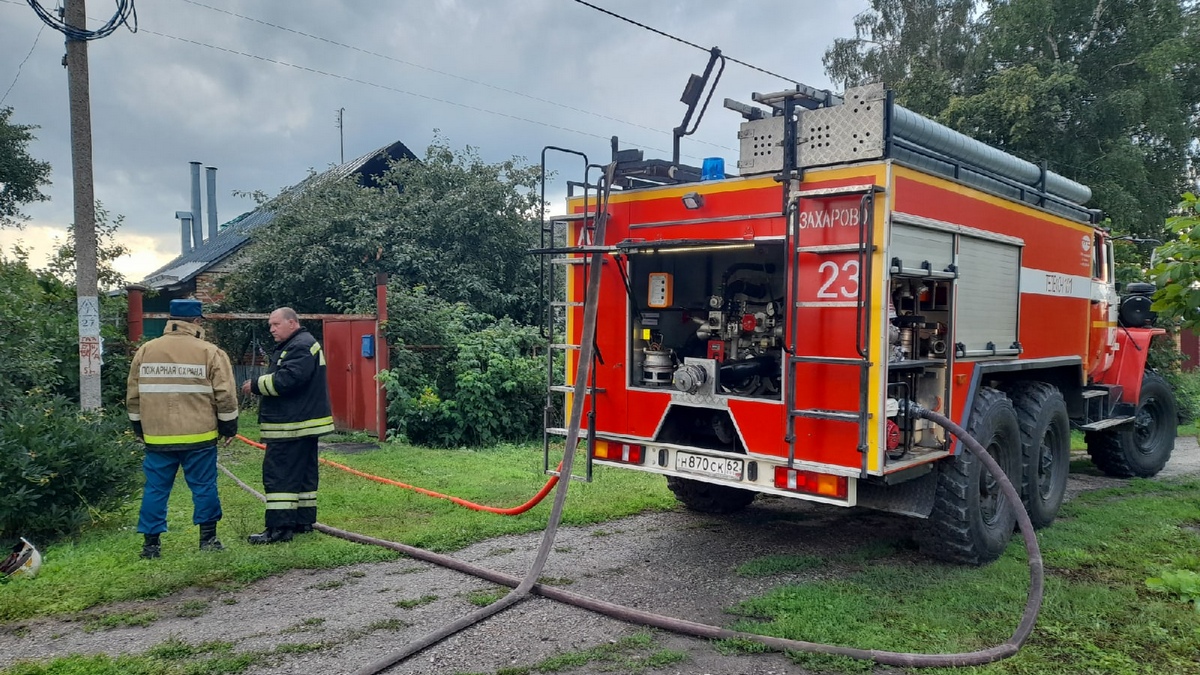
[
  {"x1": 1169, "y1": 369, "x2": 1200, "y2": 424},
  {"x1": 0, "y1": 397, "x2": 142, "y2": 547},
  {"x1": 451, "y1": 318, "x2": 545, "y2": 446},
  {"x1": 377, "y1": 286, "x2": 546, "y2": 446},
  {"x1": 0, "y1": 252, "x2": 129, "y2": 409},
  {"x1": 1148, "y1": 331, "x2": 1198, "y2": 423}
]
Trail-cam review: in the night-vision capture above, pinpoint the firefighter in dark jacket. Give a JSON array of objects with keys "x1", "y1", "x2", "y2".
[{"x1": 241, "y1": 306, "x2": 334, "y2": 544}]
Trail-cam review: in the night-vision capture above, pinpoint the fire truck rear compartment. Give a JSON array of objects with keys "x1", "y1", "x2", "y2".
[{"x1": 627, "y1": 242, "x2": 786, "y2": 400}]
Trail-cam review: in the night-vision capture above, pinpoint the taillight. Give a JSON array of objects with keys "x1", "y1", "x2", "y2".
[
  {"x1": 593, "y1": 441, "x2": 644, "y2": 465},
  {"x1": 773, "y1": 467, "x2": 848, "y2": 499}
]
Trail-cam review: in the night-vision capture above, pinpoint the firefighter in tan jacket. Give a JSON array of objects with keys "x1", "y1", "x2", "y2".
[{"x1": 126, "y1": 299, "x2": 239, "y2": 559}]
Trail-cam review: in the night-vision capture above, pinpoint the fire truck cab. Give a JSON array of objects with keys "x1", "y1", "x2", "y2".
[{"x1": 538, "y1": 83, "x2": 1176, "y2": 565}]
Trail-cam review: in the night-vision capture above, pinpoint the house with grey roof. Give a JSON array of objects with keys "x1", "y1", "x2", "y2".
[{"x1": 137, "y1": 140, "x2": 416, "y2": 336}]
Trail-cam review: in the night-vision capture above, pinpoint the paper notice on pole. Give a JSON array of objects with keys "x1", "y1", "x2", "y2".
[{"x1": 78, "y1": 296, "x2": 100, "y2": 336}]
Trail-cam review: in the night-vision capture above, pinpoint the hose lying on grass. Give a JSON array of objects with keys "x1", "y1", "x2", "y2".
[
  {"x1": 225, "y1": 407, "x2": 1043, "y2": 672},
  {"x1": 236, "y1": 433, "x2": 559, "y2": 516}
]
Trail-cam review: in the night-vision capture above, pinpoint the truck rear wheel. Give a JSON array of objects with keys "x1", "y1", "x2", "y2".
[
  {"x1": 918, "y1": 387, "x2": 1021, "y2": 565},
  {"x1": 1086, "y1": 372, "x2": 1177, "y2": 478},
  {"x1": 666, "y1": 476, "x2": 756, "y2": 513},
  {"x1": 1006, "y1": 381, "x2": 1070, "y2": 529}
]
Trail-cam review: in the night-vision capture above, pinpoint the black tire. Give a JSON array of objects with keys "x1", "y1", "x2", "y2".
[
  {"x1": 666, "y1": 476, "x2": 756, "y2": 513},
  {"x1": 1086, "y1": 372, "x2": 1177, "y2": 478},
  {"x1": 1005, "y1": 381, "x2": 1070, "y2": 529},
  {"x1": 918, "y1": 387, "x2": 1021, "y2": 565}
]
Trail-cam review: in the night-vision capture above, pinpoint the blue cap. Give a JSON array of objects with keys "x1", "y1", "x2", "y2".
[{"x1": 169, "y1": 299, "x2": 203, "y2": 318}]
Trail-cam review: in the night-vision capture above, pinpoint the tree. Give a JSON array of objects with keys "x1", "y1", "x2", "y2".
[
  {"x1": 0, "y1": 203, "x2": 132, "y2": 408},
  {"x1": 223, "y1": 138, "x2": 543, "y2": 323},
  {"x1": 0, "y1": 245, "x2": 139, "y2": 546},
  {"x1": 219, "y1": 138, "x2": 549, "y2": 447},
  {"x1": 824, "y1": 0, "x2": 1200, "y2": 241},
  {"x1": 1150, "y1": 192, "x2": 1200, "y2": 328},
  {"x1": 0, "y1": 245, "x2": 129, "y2": 408},
  {"x1": 45, "y1": 201, "x2": 131, "y2": 290},
  {"x1": 0, "y1": 107, "x2": 52, "y2": 229},
  {"x1": 823, "y1": 0, "x2": 978, "y2": 115}
]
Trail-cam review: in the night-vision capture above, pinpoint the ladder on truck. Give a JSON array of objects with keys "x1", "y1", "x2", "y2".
[
  {"x1": 784, "y1": 185, "x2": 881, "y2": 478},
  {"x1": 534, "y1": 148, "x2": 614, "y2": 482}
]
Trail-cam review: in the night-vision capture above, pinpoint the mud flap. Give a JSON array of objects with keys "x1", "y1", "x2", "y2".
[{"x1": 856, "y1": 468, "x2": 937, "y2": 518}]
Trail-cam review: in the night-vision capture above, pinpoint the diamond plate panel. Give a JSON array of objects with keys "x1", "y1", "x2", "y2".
[
  {"x1": 855, "y1": 468, "x2": 937, "y2": 518},
  {"x1": 737, "y1": 116, "x2": 785, "y2": 174},
  {"x1": 796, "y1": 83, "x2": 887, "y2": 168}
]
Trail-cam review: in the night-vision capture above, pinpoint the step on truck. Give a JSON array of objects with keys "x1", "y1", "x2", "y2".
[{"x1": 536, "y1": 82, "x2": 1177, "y2": 565}]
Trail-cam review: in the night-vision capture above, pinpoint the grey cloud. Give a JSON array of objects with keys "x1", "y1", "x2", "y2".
[{"x1": 0, "y1": 0, "x2": 861, "y2": 275}]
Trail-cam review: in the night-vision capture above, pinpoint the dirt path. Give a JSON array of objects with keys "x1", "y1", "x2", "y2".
[{"x1": 3, "y1": 437, "x2": 1198, "y2": 675}]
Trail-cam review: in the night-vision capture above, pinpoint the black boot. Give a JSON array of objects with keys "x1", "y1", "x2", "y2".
[
  {"x1": 247, "y1": 527, "x2": 293, "y2": 545},
  {"x1": 140, "y1": 533, "x2": 161, "y2": 559},
  {"x1": 199, "y1": 522, "x2": 224, "y2": 552},
  {"x1": 294, "y1": 523, "x2": 314, "y2": 534}
]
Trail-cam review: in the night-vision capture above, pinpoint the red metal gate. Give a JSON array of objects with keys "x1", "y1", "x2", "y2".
[
  {"x1": 324, "y1": 318, "x2": 382, "y2": 437},
  {"x1": 127, "y1": 274, "x2": 390, "y2": 441}
]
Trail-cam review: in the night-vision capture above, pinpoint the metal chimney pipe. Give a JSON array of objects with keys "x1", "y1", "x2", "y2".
[
  {"x1": 175, "y1": 210, "x2": 193, "y2": 254},
  {"x1": 189, "y1": 161, "x2": 204, "y2": 247},
  {"x1": 205, "y1": 166, "x2": 218, "y2": 240}
]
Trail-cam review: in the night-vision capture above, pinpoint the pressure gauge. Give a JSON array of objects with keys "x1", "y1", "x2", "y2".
[{"x1": 647, "y1": 272, "x2": 673, "y2": 308}]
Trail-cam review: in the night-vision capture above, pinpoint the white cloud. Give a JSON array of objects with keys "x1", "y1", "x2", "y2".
[
  {"x1": 0, "y1": 222, "x2": 176, "y2": 284},
  {"x1": 112, "y1": 232, "x2": 177, "y2": 283},
  {"x1": 0, "y1": 223, "x2": 67, "y2": 266}
]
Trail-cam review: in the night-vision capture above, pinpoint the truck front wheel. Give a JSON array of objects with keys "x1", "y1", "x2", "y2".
[
  {"x1": 666, "y1": 476, "x2": 756, "y2": 513},
  {"x1": 1086, "y1": 372, "x2": 1176, "y2": 478},
  {"x1": 918, "y1": 387, "x2": 1021, "y2": 565}
]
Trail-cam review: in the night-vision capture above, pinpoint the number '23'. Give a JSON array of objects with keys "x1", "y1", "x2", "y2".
[{"x1": 816, "y1": 260, "x2": 860, "y2": 299}]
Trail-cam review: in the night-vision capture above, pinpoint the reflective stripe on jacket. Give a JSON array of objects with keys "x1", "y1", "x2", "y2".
[
  {"x1": 253, "y1": 328, "x2": 334, "y2": 439},
  {"x1": 126, "y1": 320, "x2": 239, "y2": 451}
]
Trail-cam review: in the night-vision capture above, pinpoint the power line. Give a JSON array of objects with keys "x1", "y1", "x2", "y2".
[
  {"x1": 25, "y1": 0, "x2": 135, "y2": 40},
  {"x1": 140, "y1": 27, "x2": 700, "y2": 159},
  {"x1": 0, "y1": 0, "x2": 740, "y2": 157},
  {"x1": 176, "y1": 0, "x2": 733, "y2": 153},
  {"x1": 0, "y1": 23, "x2": 43, "y2": 106},
  {"x1": 571, "y1": 0, "x2": 799, "y2": 86}
]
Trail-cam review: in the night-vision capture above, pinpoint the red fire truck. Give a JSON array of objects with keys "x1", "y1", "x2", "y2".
[{"x1": 538, "y1": 82, "x2": 1176, "y2": 565}]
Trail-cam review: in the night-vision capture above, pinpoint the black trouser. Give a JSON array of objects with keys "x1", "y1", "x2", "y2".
[{"x1": 262, "y1": 436, "x2": 319, "y2": 529}]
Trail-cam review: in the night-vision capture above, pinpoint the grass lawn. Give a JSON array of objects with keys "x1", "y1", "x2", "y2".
[
  {"x1": 0, "y1": 412, "x2": 676, "y2": 624},
  {"x1": 721, "y1": 477, "x2": 1200, "y2": 675},
  {"x1": 4, "y1": 413, "x2": 1200, "y2": 675}
]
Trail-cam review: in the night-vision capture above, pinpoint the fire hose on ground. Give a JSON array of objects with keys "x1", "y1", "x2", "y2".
[
  {"x1": 235, "y1": 434, "x2": 560, "y2": 516},
  {"x1": 222, "y1": 404, "x2": 1043, "y2": 672},
  {"x1": 218, "y1": 164, "x2": 1043, "y2": 672}
]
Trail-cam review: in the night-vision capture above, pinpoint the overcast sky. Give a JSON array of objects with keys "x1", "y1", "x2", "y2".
[{"x1": 0, "y1": 0, "x2": 866, "y2": 283}]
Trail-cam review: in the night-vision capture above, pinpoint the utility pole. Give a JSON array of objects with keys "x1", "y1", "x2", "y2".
[
  {"x1": 336, "y1": 107, "x2": 345, "y2": 164},
  {"x1": 65, "y1": 0, "x2": 101, "y2": 410}
]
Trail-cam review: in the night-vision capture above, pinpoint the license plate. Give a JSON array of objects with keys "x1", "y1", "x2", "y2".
[{"x1": 675, "y1": 452, "x2": 744, "y2": 480}]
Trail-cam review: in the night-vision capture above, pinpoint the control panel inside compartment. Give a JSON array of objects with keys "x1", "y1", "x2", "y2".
[{"x1": 627, "y1": 242, "x2": 786, "y2": 400}]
